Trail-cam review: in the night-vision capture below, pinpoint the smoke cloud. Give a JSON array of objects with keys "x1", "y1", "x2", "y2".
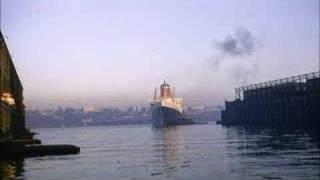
[
  {"x1": 216, "y1": 27, "x2": 256, "y2": 56},
  {"x1": 209, "y1": 27, "x2": 261, "y2": 85}
]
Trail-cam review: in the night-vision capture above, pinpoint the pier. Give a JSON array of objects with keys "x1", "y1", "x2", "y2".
[
  {"x1": 0, "y1": 31, "x2": 27, "y2": 141},
  {"x1": 221, "y1": 72, "x2": 320, "y2": 127},
  {"x1": 0, "y1": 31, "x2": 80, "y2": 158}
]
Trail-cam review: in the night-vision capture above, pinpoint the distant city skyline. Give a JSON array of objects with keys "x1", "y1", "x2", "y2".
[{"x1": 1, "y1": 0, "x2": 319, "y2": 109}]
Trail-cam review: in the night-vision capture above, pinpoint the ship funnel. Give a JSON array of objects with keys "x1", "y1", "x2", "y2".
[{"x1": 160, "y1": 81, "x2": 172, "y2": 98}]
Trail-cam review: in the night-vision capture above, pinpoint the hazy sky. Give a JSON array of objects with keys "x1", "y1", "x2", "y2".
[{"x1": 1, "y1": 0, "x2": 319, "y2": 109}]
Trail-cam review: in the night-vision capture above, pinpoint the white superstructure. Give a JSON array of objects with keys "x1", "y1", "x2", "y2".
[{"x1": 150, "y1": 81, "x2": 183, "y2": 113}]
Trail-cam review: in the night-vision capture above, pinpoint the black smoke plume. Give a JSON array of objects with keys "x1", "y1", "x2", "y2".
[
  {"x1": 210, "y1": 27, "x2": 260, "y2": 84},
  {"x1": 216, "y1": 27, "x2": 255, "y2": 56}
]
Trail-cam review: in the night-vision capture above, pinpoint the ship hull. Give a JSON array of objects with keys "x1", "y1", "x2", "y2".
[{"x1": 151, "y1": 106, "x2": 194, "y2": 127}]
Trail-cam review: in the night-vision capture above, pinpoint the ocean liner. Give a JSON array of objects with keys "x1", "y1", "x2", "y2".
[{"x1": 150, "y1": 81, "x2": 194, "y2": 127}]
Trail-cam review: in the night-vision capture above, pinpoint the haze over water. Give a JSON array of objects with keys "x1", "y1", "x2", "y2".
[
  {"x1": 1, "y1": 1, "x2": 319, "y2": 179},
  {"x1": 1, "y1": 124, "x2": 319, "y2": 180},
  {"x1": 1, "y1": 0, "x2": 319, "y2": 109}
]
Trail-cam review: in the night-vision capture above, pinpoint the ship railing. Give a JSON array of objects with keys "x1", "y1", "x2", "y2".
[{"x1": 235, "y1": 71, "x2": 320, "y2": 100}]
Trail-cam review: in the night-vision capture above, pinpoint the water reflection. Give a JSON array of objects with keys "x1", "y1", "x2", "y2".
[
  {"x1": 223, "y1": 126, "x2": 320, "y2": 179},
  {"x1": 151, "y1": 126, "x2": 187, "y2": 177},
  {"x1": 225, "y1": 126, "x2": 320, "y2": 152},
  {"x1": 0, "y1": 160, "x2": 24, "y2": 179},
  {"x1": 1, "y1": 125, "x2": 318, "y2": 180}
]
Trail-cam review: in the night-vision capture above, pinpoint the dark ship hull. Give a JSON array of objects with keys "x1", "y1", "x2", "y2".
[{"x1": 152, "y1": 106, "x2": 194, "y2": 127}]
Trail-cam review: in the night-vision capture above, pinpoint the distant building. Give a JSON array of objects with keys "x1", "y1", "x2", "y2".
[
  {"x1": 0, "y1": 31, "x2": 26, "y2": 138},
  {"x1": 83, "y1": 106, "x2": 96, "y2": 113}
]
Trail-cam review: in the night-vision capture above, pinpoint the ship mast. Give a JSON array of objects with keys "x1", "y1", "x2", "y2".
[
  {"x1": 154, "y1": 87, "x2": 157, "y2": 101},
  {"x1": 172, "y1": 86, "x2": 175, "y2": 98}
]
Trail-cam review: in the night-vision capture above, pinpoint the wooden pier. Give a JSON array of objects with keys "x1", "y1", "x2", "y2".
[
  {"x1": 0, "y1": 30, "x2": 80, "y2": 158},
  {"x1": 221, "y1": 72, "x2": 320, "y2": 127}
]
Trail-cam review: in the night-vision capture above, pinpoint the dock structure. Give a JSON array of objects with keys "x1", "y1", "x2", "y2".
[
  {"x1": 0, "y1": 31, "x2": 26, "y2": 140},
  {"x1": 0, "y1": 31, "x2": 80, "y2": 158},
  {"x1": 221, "y1": 72, "x2": 320, "y2": 126}
]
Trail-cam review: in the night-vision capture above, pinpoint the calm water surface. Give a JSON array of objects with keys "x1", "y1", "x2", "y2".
[{"x1": 1, "y1": 123, "x2": 319, "y2": 180}]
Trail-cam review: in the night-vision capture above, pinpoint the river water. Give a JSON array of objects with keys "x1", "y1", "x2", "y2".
[{"x1": 0, "y1": 123, "x2": 319, "y2": 180}]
